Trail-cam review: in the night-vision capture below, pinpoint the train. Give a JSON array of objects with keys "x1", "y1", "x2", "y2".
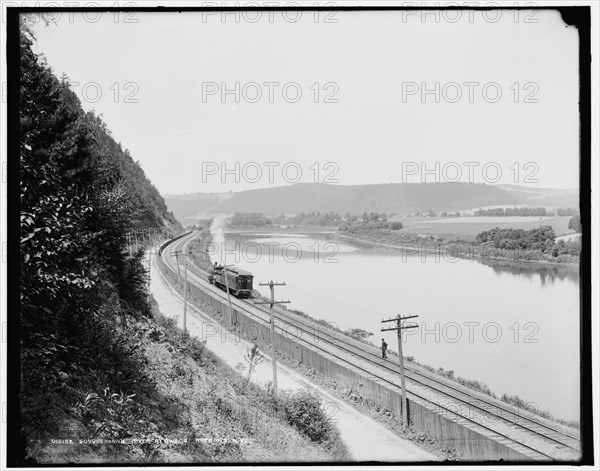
[{"x1": 208, "y1": 263, "x2": 254, "y2": 298}]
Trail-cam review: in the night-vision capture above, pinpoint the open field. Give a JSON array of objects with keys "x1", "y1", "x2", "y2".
[
  {"x1": 223, "y1": 226, "x2": 338, "y2": 234},
  {"x1": 395, "y1": 216, "x2": 573, "y2": 239}
]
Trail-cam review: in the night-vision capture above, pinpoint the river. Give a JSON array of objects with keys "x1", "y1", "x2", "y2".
[{"x1": 212, "y1": 231, "x2": 580, "y2": 422}]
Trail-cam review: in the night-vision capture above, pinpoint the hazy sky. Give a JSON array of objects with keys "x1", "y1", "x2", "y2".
[{"x1": 30, "y1": 9, "x2": 580, "y2": 194}]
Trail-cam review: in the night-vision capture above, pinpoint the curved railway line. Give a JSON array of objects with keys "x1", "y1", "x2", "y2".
[{"x1": 160, "y1": 231, "x2": 581, "y2": 461}]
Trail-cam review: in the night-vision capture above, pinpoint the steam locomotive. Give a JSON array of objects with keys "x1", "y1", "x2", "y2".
[{"x1": 208, "y1": 263, "x2": 254, "y2": 299}]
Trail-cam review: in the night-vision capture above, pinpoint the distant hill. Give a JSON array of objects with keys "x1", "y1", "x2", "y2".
[
  {"x1": 163, "y1": 192, "x2": 233, "y2": 223},
  {"x1": 497, "y1": 184, "x2": 579, "y2": 208},
  {"x1": 213, "y1": 183, "x2": 520, "y2": 215},
  {"x1": 165, "y1": 182, "x2": 523, "y2": 222}
]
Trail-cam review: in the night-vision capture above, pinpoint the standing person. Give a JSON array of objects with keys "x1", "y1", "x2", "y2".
[{"x1": 381, "y1": 338, "x2": 388, "y2": 359}]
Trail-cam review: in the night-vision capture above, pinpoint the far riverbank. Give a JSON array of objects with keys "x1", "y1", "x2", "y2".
[{"x1": 335, "y1": 233, "x2": 580, "y2": 269}]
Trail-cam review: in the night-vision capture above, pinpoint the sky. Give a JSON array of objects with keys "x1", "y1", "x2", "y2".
[{"x1": 29, "y1": 9, "x2": 580, "y2": 195}]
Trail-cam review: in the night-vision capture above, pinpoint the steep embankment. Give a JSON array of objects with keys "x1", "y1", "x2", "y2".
[
  {"x1": 25, "y1": 305, "x2": 349, "y2": 464},
  {"x1": 18, "y1": 23, "x2": 346, "y2": 465}
]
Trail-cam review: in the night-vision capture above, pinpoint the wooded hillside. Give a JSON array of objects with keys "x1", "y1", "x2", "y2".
[{"x1": 19, "y1": 20, "x2": 183, "y2": 462}]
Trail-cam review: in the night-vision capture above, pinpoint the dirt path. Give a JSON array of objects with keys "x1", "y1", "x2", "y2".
[{"x1": 149, "y1": 253, "x2": 438, "y2": 463}]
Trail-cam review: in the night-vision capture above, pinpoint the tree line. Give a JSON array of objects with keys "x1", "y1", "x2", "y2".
[
  {"x1": 474, "y1": 207, "x2": 548, "y2": 217},
  {"x1": 229, "y1": 211, "x2": 345, "y2": 227}
]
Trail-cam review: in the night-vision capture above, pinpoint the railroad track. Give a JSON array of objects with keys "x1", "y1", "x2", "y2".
[{"x1": 161, "y1": 231, "x2": 581, "y2": 461}]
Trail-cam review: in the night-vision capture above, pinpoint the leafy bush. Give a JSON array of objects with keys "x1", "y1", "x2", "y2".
[
  {"x1": 282, "y1": 390, "x2": 337, "y2": 445},
  {"x1": 568, "y1": 215, "x2": 581, "y2": 232},
  {"x1": 475, "y1": 225, "x2": 556, "y2": 252},
  {"x1": 344, "y1": 328, "x2": 373, "y2": 342}
]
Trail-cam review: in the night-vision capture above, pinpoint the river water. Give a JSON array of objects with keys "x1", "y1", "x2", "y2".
[{"x1": 212, "y1": 231, "x2": 580, "y2": 422}]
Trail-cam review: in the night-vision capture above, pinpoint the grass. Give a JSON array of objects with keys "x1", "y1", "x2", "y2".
[{"x1": 24, "y1": 294, "x2": 350, "y2": 464}]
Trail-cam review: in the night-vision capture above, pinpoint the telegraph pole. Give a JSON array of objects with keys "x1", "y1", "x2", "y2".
[
  {"x1": 183, "y1": 258, "x2": 189, "y2": 332},
  {"x1": 255, "y1": 281, "x2": 290, "y2": 393},
  {"x1": 171, "y1": 251, "x2": 183, "y2": 287},
  {"x1": 221, "y1": 264, "x2": 235, "y2": 327},
  {"x1": 381, "y1": 314, "x2": 419, "y2": 426},
  {"x1": 147, "y1": 248, "x2": 152, "y2": 291}
]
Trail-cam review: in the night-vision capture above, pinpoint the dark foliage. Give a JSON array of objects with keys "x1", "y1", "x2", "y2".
[
  {"x1": 339, "y1": 212, "x2": 402, "y2": 233},
  {"x1": 344, "y1": 328, "x2": 373, "y2": 342},
  {"x1": 19, "y1": 21, "x2": 181, "y2": 461},
  {"x1": 568, "y1": 214, "x2": 581, "y2": 232},
  {"x1": 282, "y1": 390, "x2": 340, "y2": 448},
  {"x1": 475, "y1": 225, "x2": 580, "y2": 259},
  {"x1": 272, "y1": 211, "x2": 343, "y2": 227},
  {"x1": 475, "y1": 226, "x2": 556, "y2": 252}
]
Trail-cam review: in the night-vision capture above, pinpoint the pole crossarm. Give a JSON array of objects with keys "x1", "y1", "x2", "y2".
[
  {"x1": 381, "y1": 314, "x2": 419, "y2": 324},
  {"x1": 381, "y1": 323, "x2": 419, "y2": 333}
]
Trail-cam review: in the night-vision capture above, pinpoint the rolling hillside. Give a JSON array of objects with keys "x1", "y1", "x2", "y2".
[
  {"x1": 163, "y1": 192, "x2": 232, "y2": 223},
  {"x1": 497, "y1": 184, "x2": 579, "y2": 208},
  {"x1": 165, "y1": 182, "x2": 521, "y2": 222}
]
